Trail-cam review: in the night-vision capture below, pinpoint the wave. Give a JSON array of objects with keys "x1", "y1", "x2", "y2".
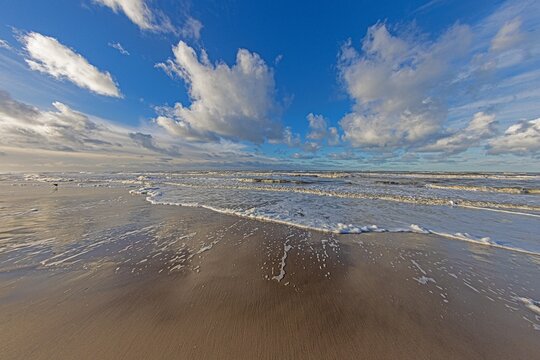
[
  {"x1": 130, "y1": 171, "x2": 352, "y2": 179},
  {"x1": 165, "y1": 171, "x2": 538, "y2": 181},
  {"x1": 374, "y1": 180, "x2": 421, "y2": 186},
  {"x1": 426, "y1": 183, "x2": 540, "y2": 195},
  {"x1": 24, "y1": 174, "x2": 77, "y2": 183},
  {"x1": 358, "y1": 172, "x2": 539, "y2": 181},
  {"x1": 162, "y1": 182, "x2": 540, "y2": 214},
  {"x1": 235, "y1": 178, "x2": 311, "y2": 184},
  {"x1": 160, "y1": 171, "x2": 537, "y2": 181},
  {"x1": 129, "y1": 186, "x2": 540, "y2": 257}
]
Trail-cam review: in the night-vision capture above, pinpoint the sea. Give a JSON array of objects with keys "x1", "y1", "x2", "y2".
[{"x1": 7, "y1": 170, "x2": 539, "y2": 256}]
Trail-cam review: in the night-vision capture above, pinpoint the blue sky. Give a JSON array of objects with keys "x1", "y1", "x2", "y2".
[{"x1": 0, "y1": 0, "x2": 539, "y2": 171}]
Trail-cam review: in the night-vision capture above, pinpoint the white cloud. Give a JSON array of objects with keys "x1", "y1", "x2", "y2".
[
  {"x1": 94, "y1": 0, "x2": 158, "y2": 31},
  {"x1": 291, "y1": 152, "x2": 315, "y2": 160},
  {"x1": 270, "y1": 114, "x2": 339, "y2": 156},
  {"x1": 281, "y1": 126, "x2": 301, "y2": 147},
  {"x1": 21, "y1": 32, "x2": 121, "y2": 97},
  {"x1": 155, "y1": 41, "x2": 282, "y2": 143},
  {"x1": 413, "y1": 0, "x2": 446, "y2": 14},
  {"x1": 338, "y1": 23, "x2": 472, "y2": 149},
  {"x1": 306, "y1": 113, "x2": 327, "y2": 140},
  {"x1": 452, "y1": 2, "x2": 539, "y2": 85},
  {"x1": 488, "y1": 118, "x2": 540, "y2": 155},
  {"x1": 180, "y1": 17, "x2": 203, "y2": 40},
  {"x1": 328, "y1": 150, "x2": 363, "y2": 160},
  {"x1": 336, "y1": 0, "x2": 540, "y2": 160},
  {"x1": 306, "y1": 113, "x2": 340, "y2": 145},
  {"x1": 94, "y1": 0, "x2": 202, "y2": 39},
  {"x1": 302, "y1": 141, "x2": 320, "y2": 153},
  {"x1": 0, "y1": 39, "x2": 11, "y2": 50},
  {"x1": 0, "y1": 90, "x2": 279, "y2": 170},
  {"x1": 128, "y1": 132, "x2": 180, "y2": 156},
  {"x1": 421, "y1": 112, "x2": 497, "y2": 154},
  {"x1": 109, "y1": 42, "x2": 129, "y2": 55},
  {"x1": 328, "y1": 127, "x2": 340, "y2": 146},
  {"x1": 0, "y1": 90, "x2": 113, "y2": 151},
  {"x1": 491, "y1": 18, "x2": 523, "y2": 52}
]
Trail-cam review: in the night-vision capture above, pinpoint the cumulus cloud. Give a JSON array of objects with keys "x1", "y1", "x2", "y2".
[
  {"x1": 20, "y1": 32, "x2": 121, "y2": 97},
  {"x1": 109, "y1": 42, "x2": 129, "y2": 55},
  {"x1": 94, "y1": 0, "x2": 202, "y2": 39},
  {"x1": 155, "y1": 41, "x2": 282, "y2": 143},
  {"x1": 281, "y1": 126, "x2": 301, "y2": 147},
  {"x1": 302, "y1": 141, "x2": 321, "y2": 153},
  {"x1": 327, "y1": 127, "x2": 340, "y2": 146},
  {"x1": 336, "y1": 0, "x2": 539, "y2": 160},
  {"x1": 488, "y1": 118, "x2": 540, "y2": 155},
  {"x1": 306, "y1": 113, "x2": 340, "y2": 145},
  {"x1": 271, "y1": 114, "x2": 339, "y2": 157},
  {"x1": 338, "y1": 23, "x2": 472, "y2": 149},
  {"x1": 421, "y1": 112, "x2": 497, "y2": 154},
  {"x1": 306, "y1": 113, "x2": 327, "y2": 140}
]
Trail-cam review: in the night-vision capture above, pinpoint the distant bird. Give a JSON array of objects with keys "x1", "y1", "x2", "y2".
[{"x1": 52, "y1": 183, "x2": 58, "y2": 187}]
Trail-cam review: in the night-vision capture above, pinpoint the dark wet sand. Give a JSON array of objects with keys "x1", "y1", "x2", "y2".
[{"x1": 0, "y1": 184, "x2": 539, "y2": 359}]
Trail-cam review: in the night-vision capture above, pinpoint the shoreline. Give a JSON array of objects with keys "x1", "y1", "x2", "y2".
[
  {"x1": 133, "y1": 185, "x2": 540, "y2": 257},
  {"x1": 0, "y1": 184, "x2": 539, "y2": 359}
]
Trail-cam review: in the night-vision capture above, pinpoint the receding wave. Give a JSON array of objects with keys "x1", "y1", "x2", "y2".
[{"x1": 130, "y1": 186, "x2": 540, "y2": 257}]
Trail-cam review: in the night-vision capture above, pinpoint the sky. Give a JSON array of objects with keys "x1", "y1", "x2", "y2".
[{"x1": 0, "y1": 0, "x2": 539, "y2": 172}]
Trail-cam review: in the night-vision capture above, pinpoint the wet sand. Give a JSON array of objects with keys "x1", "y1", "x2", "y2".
[{"x1": 0, "y1": 183, "x2": 539, "y2": 359}]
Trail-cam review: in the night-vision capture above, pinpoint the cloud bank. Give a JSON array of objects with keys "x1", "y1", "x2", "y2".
[{"x1": 0, "y1": 90, "x2": 278, "y2": 170}]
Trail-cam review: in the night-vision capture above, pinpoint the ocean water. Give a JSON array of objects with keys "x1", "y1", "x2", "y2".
[{"x1": 6, "y1": 171, "x2": 540, "y2": 255}]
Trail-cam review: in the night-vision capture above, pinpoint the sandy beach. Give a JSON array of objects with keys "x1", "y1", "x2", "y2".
[
  {"x1": 2, "y1": 0, "x2": 540, "y2": 358},
  {"x1": 0, "y1": 183, "x2": 539, "y2": 359}
]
